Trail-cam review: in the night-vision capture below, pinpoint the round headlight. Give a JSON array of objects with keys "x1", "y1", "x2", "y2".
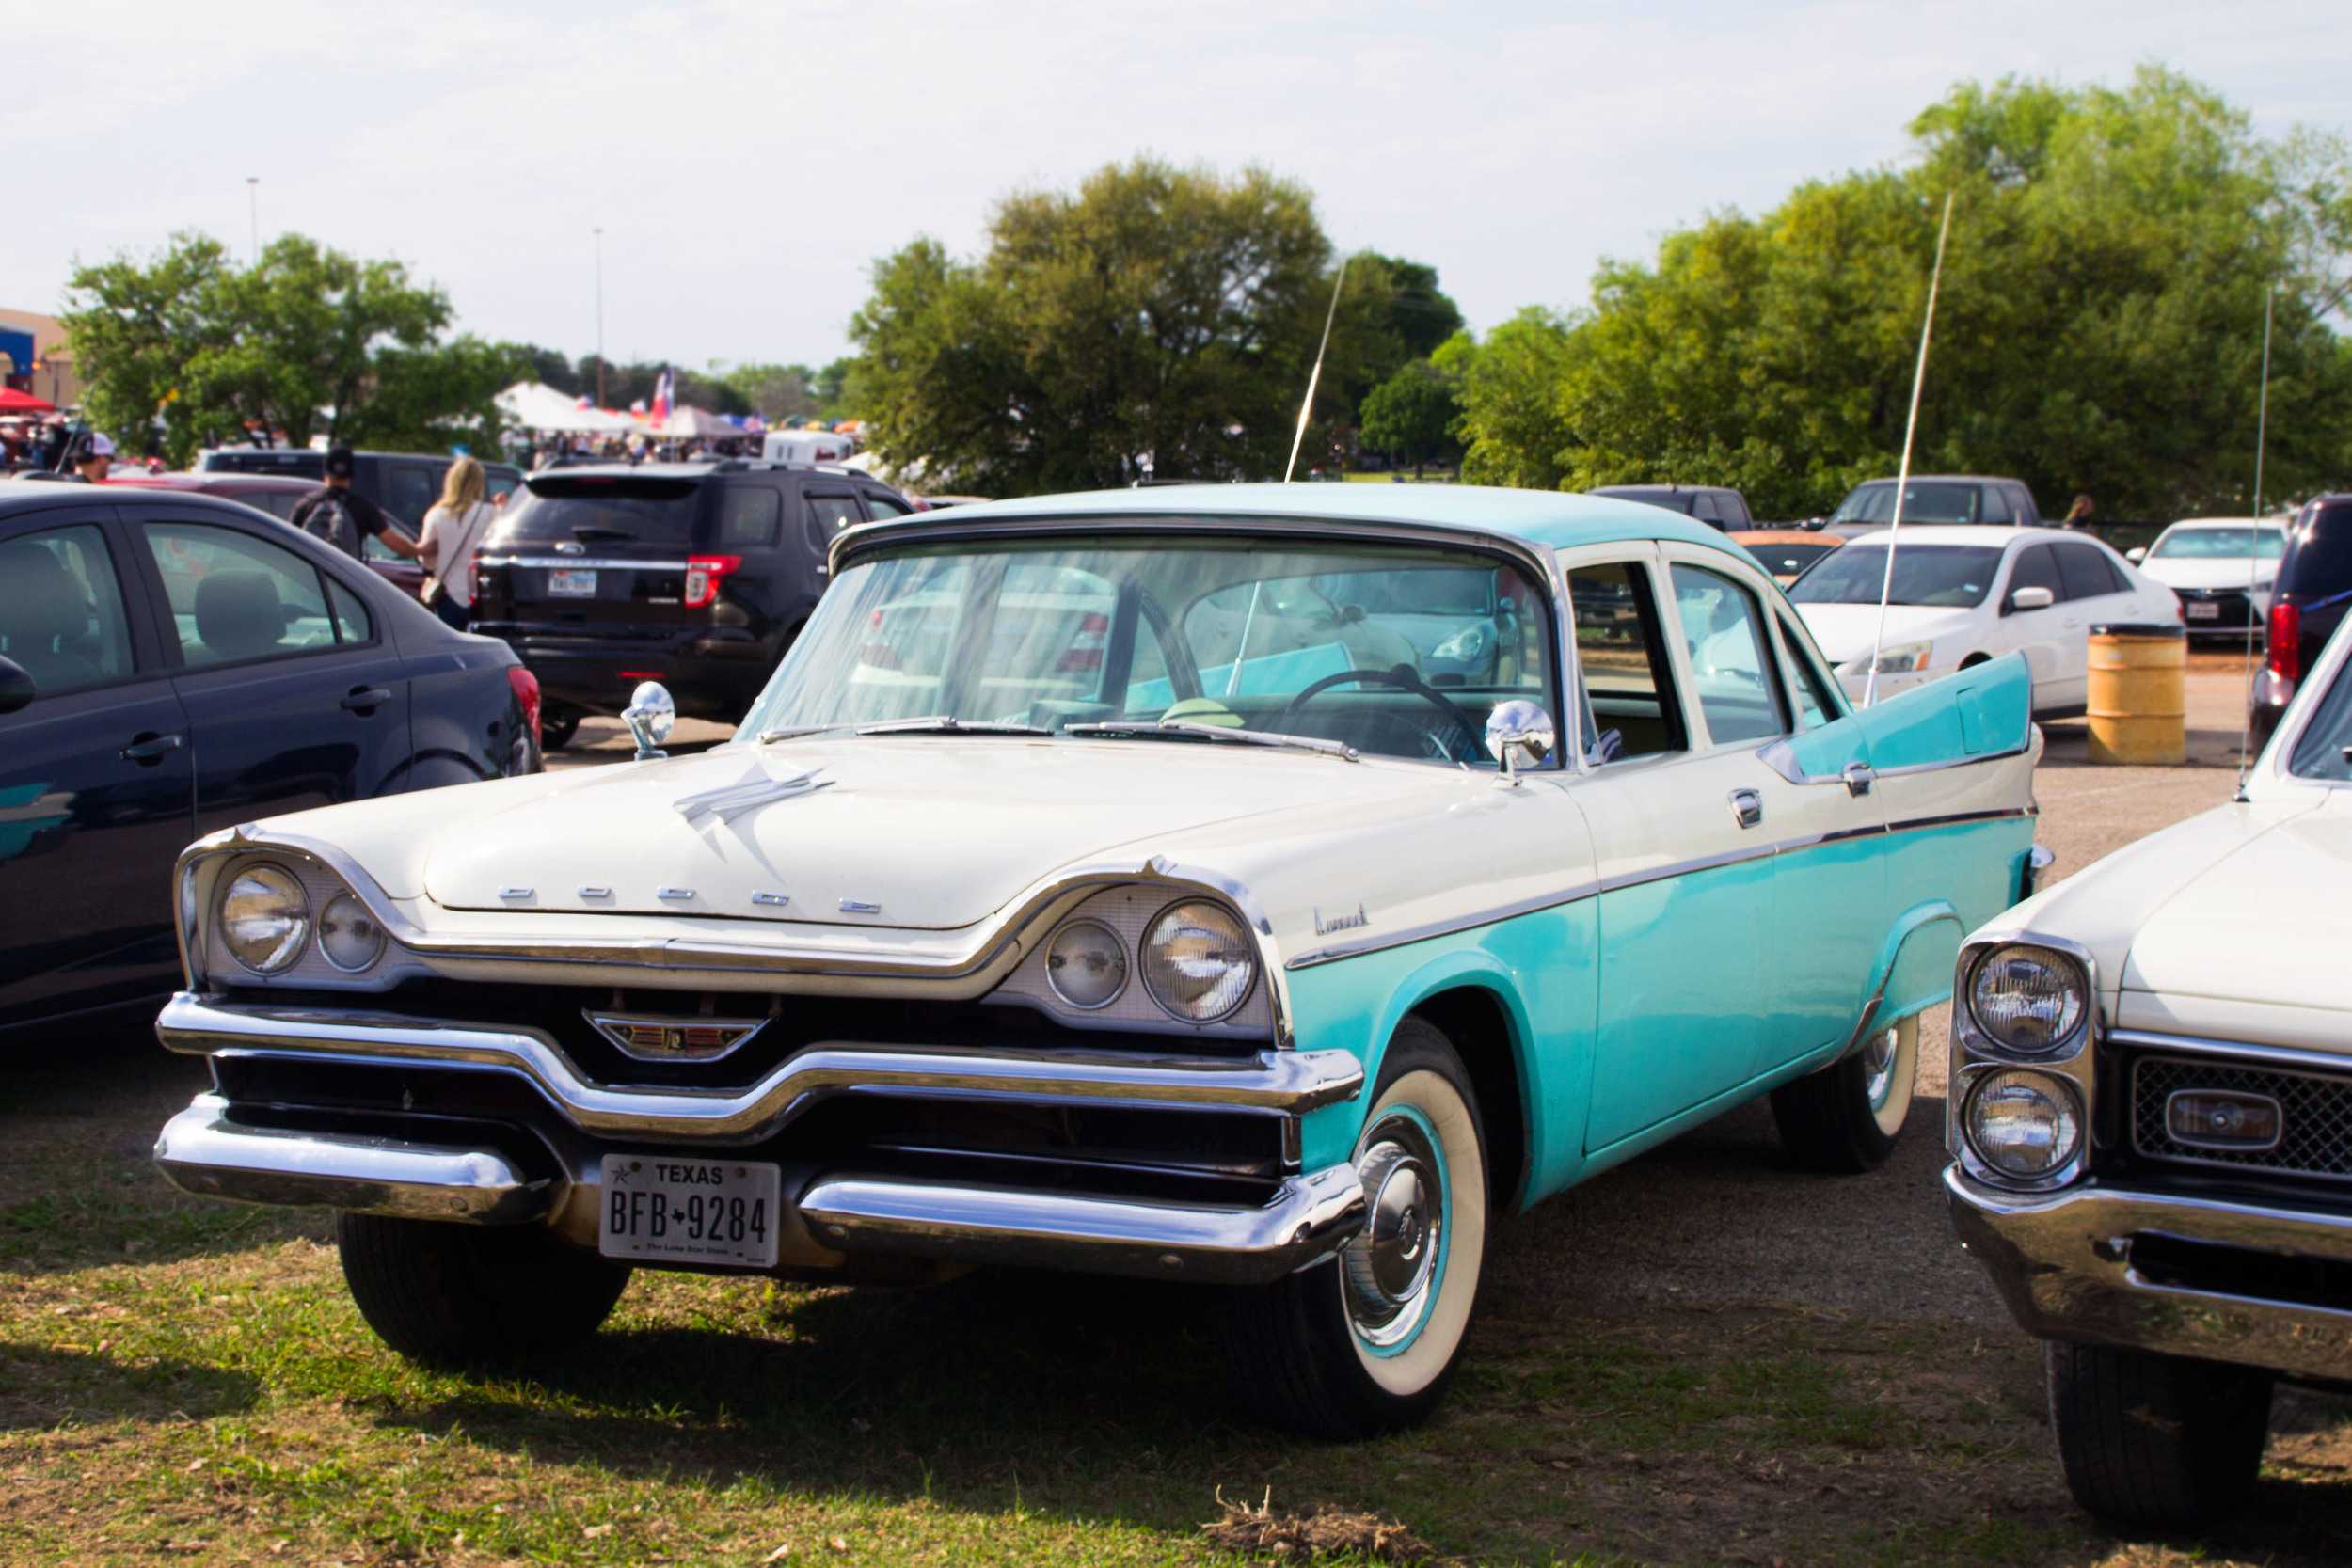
[
  {"x1": 1141, "y1": 900, "x2": 1256, "y2": 1023},
  {"x1": 219, "y1": 863, "x2": 310, "y2": 974},
  {"x1": 1969, "y1": 943, "x2": 2087, "y2": 1053},
  {"x1": 1965, "y1": 1069, "x2": 2083, "y2": 1180},
  {"x1": 317, "y1": 891, "x2": 388, "y2": 974},
  {"x1": 1044, "y1": 918, "x2": 1128, "y2": 1010}
]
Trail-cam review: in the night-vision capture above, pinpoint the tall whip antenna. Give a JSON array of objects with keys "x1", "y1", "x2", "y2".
[
  {"x1": 1863, "y1": 192, "x2": 1956, "y2": 707},
  {"x1": 2234, "y1": 284, "x2": 2278, "y2": 800},
  {"x1": 1285, "y1": 256, "x2": 1349, "y2": 483}
]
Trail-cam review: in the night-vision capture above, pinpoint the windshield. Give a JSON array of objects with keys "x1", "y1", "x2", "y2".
[
  {"x1": 1749, "y1": 542, "x2": 1836, "y2": 578},
  {"x1": 1829, "y1": 482, "x2": 1987, "y2": 525},
  {"x1": 2151, "y1": 526, "x2": 2287, "y2": 562},
  {"x1": 739, "y1": 533, "x2": 1556, "y2": 767},
  {"x1": 2288, "y1": 649, "x2": 2352, "y2": 781},
  {"x1": 1788, "y1": 544, "x2": 2002, "y2": 608},
  {"x1": 490, "y1": 478, "x2": 703, "y2": 546}
]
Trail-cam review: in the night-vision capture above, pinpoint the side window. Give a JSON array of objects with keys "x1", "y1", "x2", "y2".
[
  {"x1": 2057, "y1": 543, "x2": 2119, "y2": 600},
  {"x1": 1775, "y1": 610, "x2": 1843, "y2": 730},
  {"x1": 143, "y1": 523, "x2": 342, "y2": 668},
  {"x1": 485, "y1": 471, "x2": 521, "y2": 503},
  {"x1": 864, "y1": 492, "x2": 913, "y2": 519},
  {"x1": 1979, "y1": 485, "x2": 2014, "y2": 525},
  {"x1": 327, "y1": 578, "x2": 373, "y2": 643},
  {"x1": 1670, "y1": 563, "x2": 1788, "y2": 743},
  {"x1": 1692, "y1": 494, "x2": 1720, "y2": 524},
  {"x1": 1724, "y1": 493, "x2": 1752, "y2": 527},
  {"x1": 717, "y1": 486, "x2": 783, "y2": 547},
  {"x1": 803, "y1": 493, "x2": 863, "y2": 554},
  {"x1": 379, "y1": 465, "x2": 437, "y2": 531},
  {"x1": 1566, "y1": 560, "x2": 1685, "y2": 760},
  {"x1": 2008, "y1": 544, "x2": 2063, "y2": 607},
  {"x1": 0, "y1": 525, "x2": 136, "y2": 695}
]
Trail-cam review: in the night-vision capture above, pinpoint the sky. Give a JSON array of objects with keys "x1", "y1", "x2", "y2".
[{"x1": 9, "y1": 0, "x2": 2347, "y2": 375}]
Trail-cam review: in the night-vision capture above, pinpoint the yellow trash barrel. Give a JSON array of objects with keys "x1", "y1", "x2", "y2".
[{"x1": 2086, "y1": 622, "x2": 2185, "y2": 766}]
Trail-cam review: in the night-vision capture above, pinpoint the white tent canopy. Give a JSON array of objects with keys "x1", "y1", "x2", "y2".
[
  {"x1": 660, "y1": 405, "x2": 742, "y2": 440},
  {"x1": 496, "y1": 382, "x2": 635, "y2": 435}
]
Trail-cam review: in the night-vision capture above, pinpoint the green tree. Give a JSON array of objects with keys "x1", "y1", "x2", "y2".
[
  {"x1": 1358, "y1": 360, "x2": 1461, "y2": 477},
  {"x1": 850, "y1": 158, "x2": 1377, "y2": 494},
  {"x1": 65, "y1": 232, "x2": 520, "y2": 465},
  {"x1": 1453, "y1": 68, "x2": 2352, "y2": 518}
]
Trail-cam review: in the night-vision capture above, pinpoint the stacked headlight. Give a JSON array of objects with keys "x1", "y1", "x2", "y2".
[
  {"x1": 317, "y1": 892, "x2": 388, "y2": 973},
  {"x1": 1045, "y1": 918, "x2": 1128, "y2": 1009},
  {"x1": 1968, "y1": 944, "x2": 2087, "y2": 1053},
  {"x1": 1142, "y1": 900, "x2": 1256, "y2": 1022},
  {"x1": 219, "y1": 863, "x2": 311, "y2": 974},
  {"x1": 1964, "y1": 1069, "x2": 2083, "y2": 1179}
]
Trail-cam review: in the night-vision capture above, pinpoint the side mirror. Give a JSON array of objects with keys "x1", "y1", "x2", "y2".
[
  {"x1": 2009, "y1": 585, "x2": 2057, "y2": 614},
  {"x1": 622, "y1": 680, "x2": 675, "y2": 760},
  {"x1": 1485, "y1": 698, "x2": 1556, "y2": 786},
  {"x1": 0, "y1": 655, "x2": 33, "y2": 716},
  {"x1": 2126, "y1": 547, "x2": 2147, "y2": 564}
]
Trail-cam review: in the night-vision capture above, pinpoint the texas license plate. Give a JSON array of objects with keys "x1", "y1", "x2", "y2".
[
  {"x1": 2186, "y1": 601, "x2": 2220, "y2": 620},
  {"x1": 598, "y1": 1155, "x2": 781, "y2": 1269},
  {"x1": 548, "y1": 568, "x2": 598, "y2": 597}
]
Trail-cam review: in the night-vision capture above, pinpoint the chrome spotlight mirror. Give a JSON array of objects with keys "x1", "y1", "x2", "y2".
[
  {"x1": 1484, "y1": 699, "x2": 1555, "y2": 785},
  {"x1": 622, "y1": 681, "x2": 675, "y2": 761}
]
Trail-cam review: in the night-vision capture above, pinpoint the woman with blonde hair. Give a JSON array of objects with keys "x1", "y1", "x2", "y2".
[{"x1": 418, "y1": 456, "x2": 496, "y2": 630}]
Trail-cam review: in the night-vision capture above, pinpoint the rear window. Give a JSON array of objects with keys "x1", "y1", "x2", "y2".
[
  {"x1": 2286, "y1": 505, "x2": 2352, "y2": 599},
  {"x1": 491, "y1": 478, "x2": 704, "y2": 546}
]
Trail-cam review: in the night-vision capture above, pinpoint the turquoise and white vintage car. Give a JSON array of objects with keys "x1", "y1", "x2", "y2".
[{"x1": 154, "y1": 485, "x2": 2042, "y2": 1435}]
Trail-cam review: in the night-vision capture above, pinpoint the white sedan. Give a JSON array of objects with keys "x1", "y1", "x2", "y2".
[
  {"x1": 2126, "y1": 516, "x2": 2288, "y2": 641},
  {"x1": 1788, "y1": 525, "x2": 2180, "y2": 718}
]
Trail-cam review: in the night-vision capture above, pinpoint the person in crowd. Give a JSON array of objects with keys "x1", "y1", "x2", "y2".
[
  {"x1": 71, "y1": 433, "x2": 116, "y2": 482},
  {"x1": 417, "y1": 456, "x2": 496, "y2": 631},
  {"x1": 2061, "y1": 493, "x2": 2095, "y2": 529},
  {"x1": 290, "y1": 446, "x2": 422, "y2": 562}
]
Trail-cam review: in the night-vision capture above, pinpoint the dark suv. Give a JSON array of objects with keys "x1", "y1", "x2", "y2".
[
  {"x1": 1589, "y1": 483, "x2": 1754, "y2": 531},
  {"x1": 2252, "y1": 494, "x2": 2352, "y2": 748},
  {"x1": 470, "y1": 461, "x2": 914, "y2": 746},
  {"x1": 196, "y1": 448, "x2": 524, "y2": 531}
]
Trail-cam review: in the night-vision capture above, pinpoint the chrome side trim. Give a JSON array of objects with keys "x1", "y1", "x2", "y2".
[
  {"x1": 798, "y1": 1163, "x2": 1367, "y2": 1284},
  {"x1": 474, "y1": 555, "x2": 691, "y2": 572},
  {"x1": 2109, "y1": 1029, "x2": 2352, "y2": 1079},
  {"x1": 152, "y1": 1094, "x2": 554, "y2": 1224},
  {"x1": 1756, "y1": 735, "x2": 2032, "y2": 785},
  {"x1": 1287, "y1": 881, "x2": 1600, "y2": 970},
  {"x1": 159, "y1": 994, "x2": 1361, "y2": 1144}
]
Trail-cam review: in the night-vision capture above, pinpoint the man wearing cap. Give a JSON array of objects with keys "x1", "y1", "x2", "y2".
[
  {"x1": 289, "y1": 446, "x2": 421, "y2": 562},
  {"x1": 71, "y1": 433, "x2": 117, "y2": 481}
]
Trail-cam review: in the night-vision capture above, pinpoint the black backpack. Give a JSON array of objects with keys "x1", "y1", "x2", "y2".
[{"x1": 299, "y1": 491, "x2": 360, "y2": 556}]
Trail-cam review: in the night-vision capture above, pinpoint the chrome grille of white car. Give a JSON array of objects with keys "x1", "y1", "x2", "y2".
[{"x1": 2132, "y1": 1053, "x2": 2352, "y2": 1183}]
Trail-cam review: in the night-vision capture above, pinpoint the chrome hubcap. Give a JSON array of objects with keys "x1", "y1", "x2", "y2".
[
  {"x1": 1862, "y1": 1026, "x2": 1900, "y2": 1109},
  {"x1": 1343, "y1": 1117, "x2": 1444, "y2": 1349}
]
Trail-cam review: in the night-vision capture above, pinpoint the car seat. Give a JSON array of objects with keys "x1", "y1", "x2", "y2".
[
  {"x1": 0, "y1": 543, "x2": 103, "y2": 694},
  {"x1": 193, "y1": 571, "x2": 291, "y2": 662}
]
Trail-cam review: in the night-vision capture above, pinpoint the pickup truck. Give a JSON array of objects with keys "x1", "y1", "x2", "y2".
[{"x1": 1823, "y1": 475, "x2": 2042, "y2": 538}]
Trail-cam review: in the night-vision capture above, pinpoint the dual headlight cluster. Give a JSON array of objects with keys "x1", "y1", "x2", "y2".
[
  {"x1": 1042, "y1": 899, "x2": 1256, "y2": 1023},
  {"x1": 218, "y1": 862, "x2": 388, "y2": 976},
  {"x1": 1958, "y1": 942, "x2": 2090, "y2": 1183}
]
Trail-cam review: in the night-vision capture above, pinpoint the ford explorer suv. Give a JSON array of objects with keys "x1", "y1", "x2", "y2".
[
  {"x1": 469, "y1": 461, "x2": 915, "y2": 747},
  {"x1": 2251, "y1": 493, "x2": 2352, "y2": 749}
]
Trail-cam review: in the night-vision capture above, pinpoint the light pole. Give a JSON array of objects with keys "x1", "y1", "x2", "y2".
[
  {"x1": 246, "y1": 178, "x2": 260, "y2": 264},
  {"x1": 593, "y1": 226, "x2": 606, "y2": 406}
]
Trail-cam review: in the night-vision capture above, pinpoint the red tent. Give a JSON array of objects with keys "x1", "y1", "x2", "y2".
[{"x1": 0, "y1": 388, "x2": 56, "y2": 414}]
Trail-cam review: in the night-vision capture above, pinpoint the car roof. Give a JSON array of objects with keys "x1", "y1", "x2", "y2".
[
  {"x1": 1590, "y1": 483, "x2": 1733, "y2": 496},
  {"x1": 1847, "y1": 474, "x2": 2018, "y2": 486},
  {"x1": 1835, "y1": 525, "x2": 2090, "y2": 549},
  {"x1": 2162, "y1": 516, "x2": 2284, "y2": 529},
  {"x1": 528, "y1": 461, "x2": 879, "y2": 483},
  {"x1": 0, "y1": 483, "x2": 284, "y2": 520},
  {"x1": 858, "y1": 482, "x2": 1750, "y2": 561}
]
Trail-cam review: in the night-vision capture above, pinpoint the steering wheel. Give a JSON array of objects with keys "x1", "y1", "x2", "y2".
[{"x1": 1276, "y1": 667, "x2": 1486, "y2": 763}]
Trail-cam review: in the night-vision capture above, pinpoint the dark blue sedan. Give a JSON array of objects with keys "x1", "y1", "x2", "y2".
[{"x1": 0, "y1": 483, "x2": 541, "y2": 1034}]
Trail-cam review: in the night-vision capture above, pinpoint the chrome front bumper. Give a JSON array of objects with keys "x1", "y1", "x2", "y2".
[
  {"x1": 1947, "y1": 1166, "x2": 2352, "y2": 1384},
  {"x1": 154, "y1": 1095, "x2": 1366, "y2": 1284}
]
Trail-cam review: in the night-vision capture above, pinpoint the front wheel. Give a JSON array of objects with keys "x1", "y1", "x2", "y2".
[
  {"x1": 1218, "y1": 1018, "x2": 1489, "y2": 1438},
  {"x1": 2046, "y1": 1340, "x2": 2271, "y2": 1528},
  {"x1": 338, "y1": 1214, "x2": 631, "y2": 1367},
  {"x1": 1770, "y1": 1014, "x2": 1917, "y2": 1173}
]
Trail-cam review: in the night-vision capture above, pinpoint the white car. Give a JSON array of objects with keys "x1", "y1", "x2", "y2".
[
  {"x1": 2126, "y1": 516, "x2": 2288, "y2": 641},
  {"x1": 1788, "y1": 525, "x2": 2180, "y2": 718},
  {"x1": 1944, "y1": 605, "x2": 2352, "y2": 1529}
]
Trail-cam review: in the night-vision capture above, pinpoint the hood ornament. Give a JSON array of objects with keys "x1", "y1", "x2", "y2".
[
  {"x1": 674, "y1": 764, "x2": 832, "y2": 826},
  {"x1": 586, "y1": 1010, "x2": 768, "y2": 1064}
]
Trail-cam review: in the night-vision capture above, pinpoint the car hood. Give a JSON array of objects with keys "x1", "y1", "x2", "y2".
[
  {"x1": 417, "y1": 737, "x2": 1451, "y2": 930},
  {"x1": 1790, "y1": 602, "x2": 1979, "y2": 666},
  {"x1": 2138, "y1": 558, "x2": 2275, "y2": 593}
]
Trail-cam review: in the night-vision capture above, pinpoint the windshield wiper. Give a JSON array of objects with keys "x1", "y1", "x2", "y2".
[
  {"x1": 758, "y1": 716, "x2": 1050, "y2": 743},
  {"x1": 1064, "y1": 720, "x2": 1359, "y2": 762}
]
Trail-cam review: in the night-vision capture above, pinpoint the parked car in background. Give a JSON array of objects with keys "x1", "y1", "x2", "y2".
[
  {"x1": 0, "y1": 485, "x2": 540, "y2": 1037},
  {"x1": 1789, "y1": 526, "x2": 2177, "y2": 718},
  {"x1": 469, "y1": 460, "x2": 916, "y2": 748},
  {"x1": 1823, "y1": 475, "x2": 2042, "y2": 538},
  {"x1": 759, "y1": 430, "x2": 856, "y2": 464},
  {"x1": 103, "y1": 470, "x2": 431, "y2": 601},
  {"x1": 1945, "y1": 607, "x2": 2352, "y2": 1529},
  {"x1": 151, "y1": 483, "x2": 2043, "y2": 1438},
  {"x1": 2251, "y1": 494, "x2": 2352, "y2": 749},
  {"x1": 2127, "y1": 517, "x2": 2288, "y2": 641},
  {"x1": 1588, "y1": 483, "x2": 1754, "y2": 531},
  {"x1": 196, "y1": 448, "x2": 523, "y2": 534},
  {"x1": 1730, "y1": 528, "x2": 1843, "y2": 586}
]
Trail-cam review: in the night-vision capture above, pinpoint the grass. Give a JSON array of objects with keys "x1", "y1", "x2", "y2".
[{"x1": 3, "y1": 1060, "x2": 2346, "y2": 1566}]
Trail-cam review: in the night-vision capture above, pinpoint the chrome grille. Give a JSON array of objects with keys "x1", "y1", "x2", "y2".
[{"x1": 2132, "y1": 1053, "x2": 2352, "y2": 1183}]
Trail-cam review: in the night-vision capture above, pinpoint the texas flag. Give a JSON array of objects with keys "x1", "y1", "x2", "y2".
[{"x1": 651, "y1": 367, "x2": 675, "y2": 424}]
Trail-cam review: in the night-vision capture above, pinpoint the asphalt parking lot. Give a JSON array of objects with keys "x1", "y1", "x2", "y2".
[{"x1": 3, "y1": 669, "x2": 2344, "y2": 1566}]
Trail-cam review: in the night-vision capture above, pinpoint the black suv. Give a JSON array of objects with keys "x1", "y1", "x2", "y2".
[
  {"x1": 196, "y1": 448, "x2": 525, "y2": 531},
  {"x1": 470, "y1": 461, "x2": 915, "y2": 746},
  {"x1": 2252, "y1": 493, "x2": 2352, "y2": 748}
]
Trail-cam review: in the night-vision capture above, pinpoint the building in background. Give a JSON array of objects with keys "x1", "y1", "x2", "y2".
[{"x1": 0, "y1": 309, "x2": 78, "y2": 407}]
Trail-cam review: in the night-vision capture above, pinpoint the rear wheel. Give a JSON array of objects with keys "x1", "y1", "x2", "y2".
[
  {"x1": 2046, "y1": 1340, "x2": 2271, "y2": 1528},
  {"x1": 337, "y1": 1214, "x2": 630, "y2": 1366},
  {"x1": 1770, "y1": 1015, "x2": 1917, "y2": 1173},
  {"x1": 1218, "y1": 1018, "x2": 1489, "y2": 1438}
]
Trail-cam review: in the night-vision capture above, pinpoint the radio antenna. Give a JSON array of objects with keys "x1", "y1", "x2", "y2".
[
  {"x1": 1284, "y1": 256, "x2": 1349, "y2": 483},
  {"x1": 1863, "y1": 191, "x2": 1956, "y2": 708},
  {"x1": 2234, "y1": 284, "x2": 2278, "y2": 801}
]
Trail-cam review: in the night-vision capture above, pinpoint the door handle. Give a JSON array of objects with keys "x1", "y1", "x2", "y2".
[
  {"x1": 120, "y1": 731, "x2": 183, "y2": 763},
  {"x1": 1728, "y1": 787, "x2": 1764, "y2": 830},
  {"x1": 341, "y1": 686, "x2": 393, "y2": 713},
  {"x1": 1842, "y1": 762, "x2": 1875, "y2": 797}
]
